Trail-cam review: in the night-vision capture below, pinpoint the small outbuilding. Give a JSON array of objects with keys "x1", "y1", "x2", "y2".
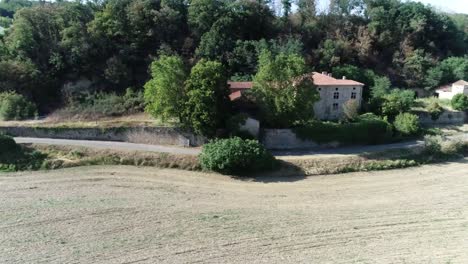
[{"x1": 435, "y1": 80, "x2": 468, "y2": 100}]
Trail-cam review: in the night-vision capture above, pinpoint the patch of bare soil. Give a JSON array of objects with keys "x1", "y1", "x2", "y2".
[{"x1": 1, "y1": 161, "x2": 467, "y2": 263}]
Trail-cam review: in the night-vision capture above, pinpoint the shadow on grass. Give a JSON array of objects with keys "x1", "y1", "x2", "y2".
[{"x1": 230, "y1": 160, "x2": 307, "y2": 183}]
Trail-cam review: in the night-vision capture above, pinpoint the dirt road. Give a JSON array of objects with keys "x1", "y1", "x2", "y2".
[{"x1": 1, "y1": 161, "x2": 467, "y2": 263}]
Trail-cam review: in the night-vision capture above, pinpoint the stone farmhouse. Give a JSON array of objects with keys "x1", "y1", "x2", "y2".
[
  {"x1": 435, "y1": 80, "x2": 468, "y2": 100},
  {"x1": 228, "y1": 72, "x2": 364, "y2": 120}
]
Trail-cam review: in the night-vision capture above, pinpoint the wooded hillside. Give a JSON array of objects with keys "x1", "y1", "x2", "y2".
[{"x1": 0, "y1": 0, "x2": 466, "y2": 112}]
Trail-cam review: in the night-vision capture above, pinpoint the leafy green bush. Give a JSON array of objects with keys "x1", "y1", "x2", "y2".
[
  {"x1": 451, "y1": 94, "x2": 468, "y2": 111},
  {"x1": 381, "y1": 89, "x2": 415, "y2": 120},
  {"x1": 426, "y1": 100, "x2": 444, "y2": 120},
  {"x1": 0, "y1": 134, "x2": 46, "y2": 172},
  {"x1": 0, "y1": 92, "x2": 37, "y2": 121},
  {"x1": 58, "y1": 88, "x2": 144, "y2": 119},
  {"x1": 394, "y1": 113, "x2": 420, "y2": 135},
  {"x1": 199, "y1": 137, "x2": 277, "y2": 175},
  {"x1": 294, "y1": 114, "x2": 393, "y2": 145}
]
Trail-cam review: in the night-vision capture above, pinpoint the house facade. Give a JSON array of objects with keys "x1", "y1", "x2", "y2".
[
  {"x1": 228, "y1": 72, "x2": 364, "y2": 121},
  {"x1": 435, "y1": 80, "x2": 468, "y2": 100}
]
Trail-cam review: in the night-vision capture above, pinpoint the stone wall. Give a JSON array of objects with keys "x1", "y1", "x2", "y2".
[
  {"x1": 262, "y1": 129, "x2": 321, "y2": 150},
  {"x1": 314, "y1": 85, "x2": 363, "y2": 120},
  {"x1": 0, "y1": 126, "x2": 205, "y2": 147},
  {"x1": 416, "y1": 110, "x2": 466, "y2": 125}
]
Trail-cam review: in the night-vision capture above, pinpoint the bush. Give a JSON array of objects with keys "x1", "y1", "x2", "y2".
[
  {"x1": 199, "y1": 137, "x2": 277, "y2": 175},
  {"x1": 426, "y1": 100, "x2": 444, "y2": 120},
  {"x1": 294, "y1": 113, "x2": 393, "y2": 145},
  {"x1": 343, "y1": 99, "x2": 360, "y2": 121},
  {"x1": 0, "y1": 134, "x2": 46, "y2": 172},
  {"x1": 0, "y1": 133, "x2": 20, "y2": 155},
  {"x1": 394, "y1": 113, "x2": 420, "y2": 135},
  {"x1": 451, "y1": 94, "x2": 468, "y2": 111},
  {"x1": 422, "y1": 135, "x2": 467, "y2": 158},
  {"x1": 381, "y1": 89, "x2": 415, "y2": 120},
  {"x1": 57, "y1": 88, "x2": 144, "y2": 119},
  {"x1": 0, "y1": 92, "x2": 37, "y2": 121}
]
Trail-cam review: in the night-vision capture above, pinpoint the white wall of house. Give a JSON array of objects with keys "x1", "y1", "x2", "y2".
[
  {"x1": 313, "y1": 85, "x2": 363, "y2": 120},
  {"x1": 437, "y1": 84, "x2": 468, "y2": 100}
]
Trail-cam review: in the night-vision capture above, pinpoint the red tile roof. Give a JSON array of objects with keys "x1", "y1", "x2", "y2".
[
  {"x1": 311, "y1": 72, "x2": 364, "y2": 86},
  {"x1": 436, "y1": 84, "x2": 452, "y2": 92},
  {"x1": 228, "y1": 72, "x2": 364, "y2": 101},
  {"x1": 453, "y1": 80, "x2": 468, "y2": 86},
  {"x1": 228, "y1": 81, "x2": 253, "y2": 89},
  {"x1": 229, "y1": 91, "x2": 243, "y2": 101}
]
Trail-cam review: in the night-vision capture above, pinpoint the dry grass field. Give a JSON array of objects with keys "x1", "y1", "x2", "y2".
[{"x1": 1, "y1": 161, "x2": 467, "y2": 263}]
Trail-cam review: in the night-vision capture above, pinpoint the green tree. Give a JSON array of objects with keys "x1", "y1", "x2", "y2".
[
  {"x1": 182, "y1": 59, "x2": 230, "y2": 137},
  {"x1": 144, "y1": 55, "x2": 187, "y2": 122},
  {"x1": 252, "y1": 50, "x2": 319, "y2": 128},
  {"x1": 381, "y1": 89, "x2": 416, "y2": 120},
  {"x1": 451, "y1": 94, "x2": 468, "y2": 111}
]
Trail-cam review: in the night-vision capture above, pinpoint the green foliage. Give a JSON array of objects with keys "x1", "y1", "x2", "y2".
[
  {"x1": 0, "y1": 0, "x2": 466, "y2": 116},
  {"x1": 370, "y1": 76, "x2": 391, "y2": 99},
  {"x1": 58, "y1": 89, "x2": 144, "y2": 119},
  {"x1": 426, "y1": 100, "x2": 444, "y2": 120},
  {"x1": 0, "y1": 91, "x2": 37, "y2": 121},
  {"x1": 425, "y1": 57, "x2": 468, "y2": 90},
  {"x1": 199, "y1": 137, "x2": 277, "y2": 175},
  {"x1": 451, "y1": 94, "x2": 468, "y2": 111},
  {"x1": 380, "y1": 89, "x2": 416, "y2": 120},
  {"x1": 294, "y1": 114, "x2": 393, "y2": 145},
  {"x1": 252, "y1": 50, "x2": 319, "y2": 128},
  {"x1": 342, "y1": 99, "x2": 359, "y2": 121},
  {"x1": 182, "y1": 60, "x2": 230, "y2": 137},
  {"x1": 393, "y1": 113, "x2": 420, "y2": 136},
  {"x1": 144, "y1": 55, "x2": 187, "y2": 122},
  {"x1": 0, "y1": 133, "x2": 46, "y2": 172}
]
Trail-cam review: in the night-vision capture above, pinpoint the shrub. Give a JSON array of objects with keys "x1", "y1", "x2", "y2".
[
  {"x1": 0, "y1": 133, "x2": 20, "y2": 155},
  {"x1": 56, "y1": 88, "x2": 144, "y2": 119},
  {"x1": 294, "y1": 114, "x2": 393, "y2": 145},
  {"x1": 426, "y1": 100, "x2": 444, "y2": 120},
  {"x1": 343, "y1": 99, "x2": 360, "y2": 121},
  {"x1": 394, "y1": 113, "x2": 420, "y2": 135},
  {"x1": 199, "y1": 137, "x2": 277, "y2": 175},
  {"x1": 451, "y1": 94, "x2": 468, "y2": 111},
  {"x1": 381, "y1": 89, "x2": 415, "y2": 120},
  {"x1": 0, "y1": 92, "x2": 37, "y2": 121},
  {"x1": 0, "y1": 134, "x2": 46, "y2": 172},
  {"x1": 422, "y1": 135, "x2": 467, "y2": 158}
]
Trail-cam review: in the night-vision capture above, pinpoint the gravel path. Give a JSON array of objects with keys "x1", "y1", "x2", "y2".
[
  {"x1": 1, "y1": 162, "x2": 467, "y2": 263},
  {"x1": 14, "y1": 137, "x2": 429, "y2": 157},
  {"x1": 14, "y1": 137, "x2": 200, "y2": 156}
]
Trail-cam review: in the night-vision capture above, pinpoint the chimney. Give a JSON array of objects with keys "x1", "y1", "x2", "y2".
[
  {"x1": 322, "y1": 71, "x2": 327, "y2": 75},
  {"x1": 342, "y1": 76, "x2": 346, "y2": 80},
  {"x1": 328, "y1": 73, "x2": 332, "y2": 77}
]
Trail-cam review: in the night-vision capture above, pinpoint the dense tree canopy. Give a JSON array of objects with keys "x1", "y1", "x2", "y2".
[{"x1": 0, "y1": 0, "x2": 465, "y2": 112}]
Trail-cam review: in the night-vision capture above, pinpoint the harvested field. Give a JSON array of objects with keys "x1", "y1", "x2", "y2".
[{"x1": 1, "y1": 161, "x2": 467, "y2": 263}]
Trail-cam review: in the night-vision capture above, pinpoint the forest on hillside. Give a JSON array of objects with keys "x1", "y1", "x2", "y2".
[{"x1": 0, "y1": 0, "x2": 467, "y2": 112}]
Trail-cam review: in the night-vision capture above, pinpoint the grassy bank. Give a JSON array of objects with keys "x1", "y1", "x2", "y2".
[{"x1": 1, "y1": 137, "x2": 466, "y2": 177}]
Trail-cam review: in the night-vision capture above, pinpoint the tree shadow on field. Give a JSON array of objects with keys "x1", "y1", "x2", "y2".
[{"x1": 234, "y1": 160, "x2": 307, "y2": 183}]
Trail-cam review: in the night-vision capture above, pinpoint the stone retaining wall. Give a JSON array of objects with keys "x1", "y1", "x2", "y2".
[
  {"x1": 262, "y1": 129, "x2": 322, "y2": 150},
  {"x1": 415, "y1": 110, "x2": 466, "y2": 125},
  {"x1": 0, "y1": 126, "x2": 205, "y2": 147}
]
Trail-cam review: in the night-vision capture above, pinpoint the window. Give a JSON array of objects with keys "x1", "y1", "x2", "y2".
[
  {"x1": 353, "y1": 87, "x2": 356, "y2": 90},
  {"x1": 351, "y1": 92, "x2": 357, "y2": 99},
  {"x1": 332, "y1": 103, "x2": 339, "y2": 110},
  {"x1": 333, "y1": 92, "x2": 339, "y2": 99},
  {"x1": 318, "y1": 88, "x2": 322, "y2": 91},
  {"x1": 335, "y1": 88, "x2": 339, "y2": 91}
]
